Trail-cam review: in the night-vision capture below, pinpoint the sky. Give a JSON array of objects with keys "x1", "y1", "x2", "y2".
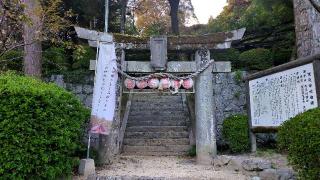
[{"x1": 191, "y1": 0, "x2": 228, "y2": 24}]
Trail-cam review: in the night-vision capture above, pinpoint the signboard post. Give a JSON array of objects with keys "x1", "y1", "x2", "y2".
[{"x1": 245, "y1": 55, "x2": 320, "y2": 152}]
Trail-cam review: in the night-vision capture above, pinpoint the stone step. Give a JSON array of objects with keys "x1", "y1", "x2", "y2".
[
  {"x1": 123, "y1": 145, "x2": 190, "y2": 153},
  {"x1": 128, "y1": 116, "x2": 187, "y2": 122},
  {"x1": 121, "y1": 151, "x2": 188, "y2": 156},
  {"x1": 127, "y1": 120, "x2": 186, "y2": 127},
  {"x1": 132, "y1": 97, "x2": 182, "y2": 102},
  {"x1": 131, "y1": 100, "x2": 184, "y2": 105},
  {"x1": 123, "y1": 138, "x2": 190, "y2": 146},
  {"x1": 132, "y1": 95, "x2": 182, "y2": 100},
  {"x1": 126, "y1": 126, "x2": 188, "y2": 132},
  {"x1": 130, "y1": 108, "x2": 185, "y2": 113},
  {"x1": 129, "y1": 111, "x2": 186, "y2": 116},
  {"x1": 123, "y1": 93, "x2": 190, "y2": 156},
  {"x1": 125, "y1": 131, "x2": 189, "y2": 139},
  {"x1": 131, "y1": 102, "x2": 183, "y2": 107},
  {"x1": 130, "y1": 105, "x2": 184, "y2": 111},
  {"x1": 131, "y1": 101, "x2": 183, "y2": 105},
  {"x1": 132, "y1": 96, "x2": 183, "y2": 101}
]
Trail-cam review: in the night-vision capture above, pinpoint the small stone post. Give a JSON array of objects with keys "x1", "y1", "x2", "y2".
[
  {"x1": 195, "y1": 49, "x2": 217, "y2": 165},
  {"x1": 78, "y1": 159, "x2": 95, "y2": 177},
  {"x1": 250, "y1": 132, "x2": 257, "y2": 153}
]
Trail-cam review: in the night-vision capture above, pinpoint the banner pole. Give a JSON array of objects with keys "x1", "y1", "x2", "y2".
[
  {"x1": 104, "y1": 0, "x2": 109, "y2": 33},
  {"x1": 87, "y1": 132, "x2": 92, "y2": 159}
]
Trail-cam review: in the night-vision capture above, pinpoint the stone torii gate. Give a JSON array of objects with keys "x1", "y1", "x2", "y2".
[{"x1": 75, "y1": 27, "x2": 245, "y2": 165}]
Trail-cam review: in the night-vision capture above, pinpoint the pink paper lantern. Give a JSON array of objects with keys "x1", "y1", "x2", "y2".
[
  {"x1": 136, "y1": 80, "x2": 148, "y2": 89},
  {"x1": 171, "y1": 79, "x2": 182, "y2": 89},
  {"x1": 182, "y1": 78, "x2": 194, "y2": 89},
  {"x1": 124, "y1": 78, "x2": 136, "y2": 90},
  {"x1": 90, "y1": 125, "x2": 108, "y2": 135},
  {"x1": 148, "y1": 78, "x2": 160, "y2": 89},
  {"x1": 159, "y1": 78, "x2": 171, "y2": 89}
]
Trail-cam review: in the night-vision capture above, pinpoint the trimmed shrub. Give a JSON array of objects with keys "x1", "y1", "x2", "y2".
[
  {"x1": 278, "y1": 108, "x2": 320, "y2": 180},
  {"x1": 239, "y1": 48, "x2": 273, "y2": 70},
  {"x1": 272, "y1": 48, "x2": 292, "y2": 66},
  {"x1": 0, "y1": 73, "x2": 90, "y2": 179},
  {"x1": 211, "y1": 48, "x2": 241, "y2": 69},
  {"x1": 222, "y1": 115, "x2": 250, "y2": 153}
]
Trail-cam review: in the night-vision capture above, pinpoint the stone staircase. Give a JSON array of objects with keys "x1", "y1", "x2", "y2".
[{"x1": 122, "y1": 93, "x2": 191, "y2": 156}]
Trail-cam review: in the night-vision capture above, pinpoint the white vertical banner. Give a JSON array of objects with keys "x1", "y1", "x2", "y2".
[{"x1": 90, "y1": 42, "x2": 118, "y2": 135}]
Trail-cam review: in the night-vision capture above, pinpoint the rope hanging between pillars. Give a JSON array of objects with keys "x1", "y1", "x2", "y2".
[{"x1": 114, "y1": 60, "x2": 215, "y2": 81}]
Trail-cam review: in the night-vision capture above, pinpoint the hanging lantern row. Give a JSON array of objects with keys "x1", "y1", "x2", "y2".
[{"x1": 124, "y1": 78, "x2": 194, "y2": 90}]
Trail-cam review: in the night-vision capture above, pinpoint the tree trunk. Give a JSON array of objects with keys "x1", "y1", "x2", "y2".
[
  {"x1": 168, "y1": 0, "x2": 180, "y2": 35},
  {"x1": 23, "y1": 0, "x2": 42, "y2": 78},
  {"x1": 293, "y1": 0, "x2": 320, "y2": 58},
  {"x1": 120, "y1": 0, "x2": 128, "y2": 34}
]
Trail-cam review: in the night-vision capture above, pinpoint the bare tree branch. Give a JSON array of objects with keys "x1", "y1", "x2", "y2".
[{"x1": 0, "y1": 41, "x2": 35, "y2": 58}]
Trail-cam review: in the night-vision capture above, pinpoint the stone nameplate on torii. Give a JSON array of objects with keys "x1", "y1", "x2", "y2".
[{"x1": 150, "y1": 36, "x2": 167, "y2": 71}]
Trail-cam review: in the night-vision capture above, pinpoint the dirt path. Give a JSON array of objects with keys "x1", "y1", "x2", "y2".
[{"x1": 94, "y1": 155, "x2": 249, "y2": 180}]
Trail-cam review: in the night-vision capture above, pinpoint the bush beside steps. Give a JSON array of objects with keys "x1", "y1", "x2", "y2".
[{"x1": 0, "y1": 73, "x2": 90, "y2": 179}]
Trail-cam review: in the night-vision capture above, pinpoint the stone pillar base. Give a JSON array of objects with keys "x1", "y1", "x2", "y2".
[
  {"x1": 196, "y1": 153, "x2": 214, "y2": 165},
  {"x1": 79, "y1": 159, "x2": 95, "y2": 177}
]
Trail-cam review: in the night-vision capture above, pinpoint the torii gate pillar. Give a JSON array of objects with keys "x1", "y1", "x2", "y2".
[{"x1": 195, "y1": 49, "x2": 216, "y2": 165}]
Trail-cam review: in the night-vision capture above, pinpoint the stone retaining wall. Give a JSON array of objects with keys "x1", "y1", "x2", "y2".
[
  {"x1": 48, "y1": 75, "x2": 95, "y2": 108},
  {"x1": 213, "y1": 71, "x2": 247, "y2": 145}
]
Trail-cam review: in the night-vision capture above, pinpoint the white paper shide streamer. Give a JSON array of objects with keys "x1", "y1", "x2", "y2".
[{"x1": 90, "y1": 42, "x2": 118, "y2": 135}]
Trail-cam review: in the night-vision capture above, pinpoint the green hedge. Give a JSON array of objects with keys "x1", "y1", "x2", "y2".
[
  {"x1": 272, "y1": 48, "x2": 292, "y2": 66},
  {"x1": 239, "y1": 48, "x2": 273, "y2": 70},
  {"x1": 278, "y1": 108, "x2": 320, "y2": 180},
  {"x1": 0, "y1": 73, "x2": 90, "y2": 179},
  {"x1": 222, "y1": 115, "x2": 250, "y2": 153},
  {"x1": 211, "y1": 48, "x2": 241, "y2": 69}
]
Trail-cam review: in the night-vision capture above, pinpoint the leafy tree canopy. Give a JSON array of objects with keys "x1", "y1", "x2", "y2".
[
  {"x1": 132, "y1": 0, "x2": 197, "y2": 35},
  {"x1": 0, "y1": 0, "x2": 73, "y2": 57},
  {"x1": 207, "y1": 0, "x2": 293, "y2": 33}
]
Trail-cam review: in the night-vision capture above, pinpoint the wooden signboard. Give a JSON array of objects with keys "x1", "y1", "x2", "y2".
[{"x1": 245, "y1": 55, "x2": 320, "y2": 151}]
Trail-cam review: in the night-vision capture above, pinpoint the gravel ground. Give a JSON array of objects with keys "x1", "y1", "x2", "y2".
[
  {"x1": 94, "y1": 155, "x2": 249, "y2": 180},
  {"x1": 74, "y1": 152, "x2": 290, "y2": 180}
]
